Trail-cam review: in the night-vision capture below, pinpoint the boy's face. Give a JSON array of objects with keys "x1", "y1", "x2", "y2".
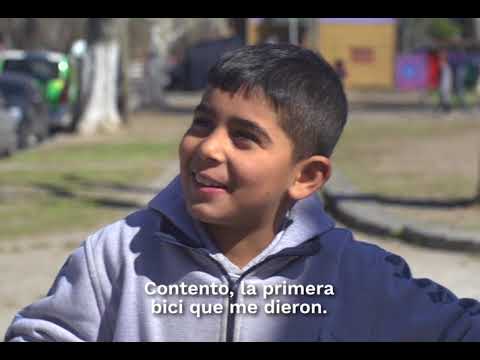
[{"x1": 179, "y1": 87, "x2": 300, "y2": 229}]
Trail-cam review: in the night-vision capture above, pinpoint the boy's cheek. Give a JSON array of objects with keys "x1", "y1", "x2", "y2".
[
  {"x1": 179, "y1": 134, "x2": 197, "y2": 154},
  {"x1": 178, "y1": 140, "x2": 189, "y2": 158}
]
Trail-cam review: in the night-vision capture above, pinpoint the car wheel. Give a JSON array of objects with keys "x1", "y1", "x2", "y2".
[{"x1": 18, "y1": 122, "x2": 38, "y2": 149}]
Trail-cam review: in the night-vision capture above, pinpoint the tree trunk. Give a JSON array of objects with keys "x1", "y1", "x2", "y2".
[
  {"x1": 470, "y1": 19, "x2": 480, "y2": 202},
  {"x1": 77, "y1": 18, "x2": 122, "y2": 135},
  {"x1": 118, "y1": 19, "x2": 129, "y2": 124},
  {"x1": 477, "y1": 151, "x2": 480, "y2": 202},
  {"x1": 145, "y1": 19, "x2": 202, "y2": 106}
]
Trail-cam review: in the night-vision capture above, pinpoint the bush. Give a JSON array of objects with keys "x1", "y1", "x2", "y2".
[{"x1": 427, "y1": 19, "x2": 462, "y2": 42}]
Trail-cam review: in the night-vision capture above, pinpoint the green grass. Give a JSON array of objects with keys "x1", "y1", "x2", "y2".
[
  {"x1": 0, "y1": 142, "x2": 174, "y2": 185},
  {"x1": 428, "y1": 90, "x2": 479, "y2": 107},
  {"x1": 0, "y1": 137, "x2": 179, "y2": 242},
  {"x1": 332, "y1": 118, "x2": 479, "y2": 198},
  {"x1": 0, "y1": 198, "x2": 128, "y2": 240},
  {"x1": 330, "y1": 116, "x2": 480, "y2": 230}
]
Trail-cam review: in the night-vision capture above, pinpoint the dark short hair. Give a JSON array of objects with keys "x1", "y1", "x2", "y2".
[{"x1": 207, "y1": 43, "x2": 348, "y2": 159}]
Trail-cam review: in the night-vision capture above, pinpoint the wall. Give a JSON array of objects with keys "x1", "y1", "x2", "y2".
[{"x1": 317, "y1": 19, "x2": 397, "y2": 89}]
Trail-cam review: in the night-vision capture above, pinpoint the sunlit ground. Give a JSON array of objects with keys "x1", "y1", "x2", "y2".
[{"x1": 333, "y1": 115, "x2": 480, "y2": 231}]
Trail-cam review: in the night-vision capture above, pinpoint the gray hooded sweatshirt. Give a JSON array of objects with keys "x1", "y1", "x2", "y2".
[{"x1": 4, "y1": 176, "x2": 480, "y2": 341}]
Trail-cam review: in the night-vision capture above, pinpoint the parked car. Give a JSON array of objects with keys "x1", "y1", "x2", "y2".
[
  {"x1": 0, "y1": 50, "x2": 79, "y2": 131},
  {"x1": 0, "y1": 93, "x2": 19, "y2": 157},
  {"x1": 0, "y1": 72, "x2": 50, "y2": 149}
]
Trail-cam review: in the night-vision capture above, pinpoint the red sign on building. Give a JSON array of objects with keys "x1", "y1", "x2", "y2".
[{"x1": 350, "y1": 47, "x2": 375, "y2": 63}]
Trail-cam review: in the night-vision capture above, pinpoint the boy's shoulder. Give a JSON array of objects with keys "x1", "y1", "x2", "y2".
[
  {"x1": 89, "y1": 207, "x2": 158, "y2": 241},
  {"x1": 320, "y1": 226, "x2": 387, "y2": 261},
  {"x1": 82, "y1": 207, "x2": 164, "y2": 268},
  {"x1": 318, "y1": 226, "x2": 403, "y2": 281}
]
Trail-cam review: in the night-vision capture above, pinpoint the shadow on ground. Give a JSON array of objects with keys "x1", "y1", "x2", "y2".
[
  {"x1": 62, "y1": 174, "x2": 158, "y2": 195},
  {"x1": 331, "y1": 192, "x2": 480, "y2": 209},
  {"x1": 32, "y1": 181, "x2": 147, "y2": 210}
]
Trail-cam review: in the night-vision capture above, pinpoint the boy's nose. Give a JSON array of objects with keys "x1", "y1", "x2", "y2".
[{"x1": 196, "y1": 128, "x2": 227, "y2": 164}]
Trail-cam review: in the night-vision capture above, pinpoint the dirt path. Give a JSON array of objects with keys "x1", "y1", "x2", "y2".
[{"x1": 1, "y1": 245, "x2": 85, "y2": 336}]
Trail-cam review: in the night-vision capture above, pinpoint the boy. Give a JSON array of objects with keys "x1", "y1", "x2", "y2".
[{"x1": 5, "y1": 44, "x2": 480, "y2": 341}]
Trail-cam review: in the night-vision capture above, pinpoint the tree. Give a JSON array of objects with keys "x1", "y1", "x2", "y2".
[
  {"x1": 77, "y1": 18, "x2": 126, "y2": 135},
  {"x1": 144, "y1": 18, "x2": 205, "y2": 106},
  {"x1": 0, "y1": 18, "x2": 86, "y2": 52},
  {"x1": 427, "y1": 18, "x2": 462, "y2": 42},
  {"x1": 398, "y1": 19, "x2": 425, "y2": 53}
]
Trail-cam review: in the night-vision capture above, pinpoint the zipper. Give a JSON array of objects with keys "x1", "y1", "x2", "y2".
[
  {"x1": 155, "y1": 232, "x2": 241, "y2": 341},
  {"x1": 226, "y1": 277, "x2": 239, "y2": 342},
  {"x1": 154, "y1": 231, "x2": 322, "y2": 342},
  {"x1": 208, "y1": 252, "x2": 305, "y2": 342}
]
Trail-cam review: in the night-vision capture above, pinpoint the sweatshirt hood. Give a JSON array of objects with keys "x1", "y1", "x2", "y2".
[{"x1": 148, "y1": 175, "x2": 335, "y2": 253}]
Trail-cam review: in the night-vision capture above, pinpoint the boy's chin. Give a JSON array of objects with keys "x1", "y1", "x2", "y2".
[{"x1": 187, "y1": 204, "x2": 228, "y2": 225}]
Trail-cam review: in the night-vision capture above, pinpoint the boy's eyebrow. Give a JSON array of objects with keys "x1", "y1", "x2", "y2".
[
  {"x1": 194, "y1": 103, "x2": 273, "y2": 144},
  {"x1": 229, "y1": 117, "x2": 272, "y2": 144},
  {"x1": 194, "y1": 103, "x2": 214, "y2": 115}
]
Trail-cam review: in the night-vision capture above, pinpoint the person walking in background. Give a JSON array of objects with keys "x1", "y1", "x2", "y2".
[
  {"x1": 438, "y1": 50, "x2": 453, "y2": 113},
  {"x1": 426, "y1": 50, "x2": 440, "y2": 103},
  {"x1": 454, "y1": 49, "x2": 468, "y2": 110}
]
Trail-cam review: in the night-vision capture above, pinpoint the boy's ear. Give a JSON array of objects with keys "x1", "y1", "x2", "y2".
[{"x1": 288, "y1": 155, "x2": 332, "y2": 201}]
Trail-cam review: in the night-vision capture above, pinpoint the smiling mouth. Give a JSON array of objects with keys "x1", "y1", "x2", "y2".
[{"x1": 191, "y1": 171, "x2": 228, "y2": 190}]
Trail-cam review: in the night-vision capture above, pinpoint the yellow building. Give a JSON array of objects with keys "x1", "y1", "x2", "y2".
[
  {"x1": 316, "y1": 18, "x2": 396, "y2": 89},
  {"x1": 247, "y1": 18, "x2": 397, "y2": 89}
]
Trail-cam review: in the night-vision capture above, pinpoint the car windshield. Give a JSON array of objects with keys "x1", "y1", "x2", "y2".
[{"x1": 3, "y1": 58, "x2": 59, "y2": 82}]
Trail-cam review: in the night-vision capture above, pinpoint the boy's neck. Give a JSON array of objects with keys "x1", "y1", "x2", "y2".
[
  {"x1": 206, "y1": 225, "x2": 275, "y2": 269},
  {"x1": 204, "y1": 213, "x2": 288, "y2": 269}
]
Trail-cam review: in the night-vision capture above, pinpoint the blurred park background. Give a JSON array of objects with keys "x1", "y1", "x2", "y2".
[{"x1": 1, "y1": 18, "x2": 480, "y2": 336}]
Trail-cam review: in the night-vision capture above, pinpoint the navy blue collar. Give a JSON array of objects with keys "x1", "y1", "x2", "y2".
[{"x1": 148, "y1": 175, "x2": 335, "y2": 252}]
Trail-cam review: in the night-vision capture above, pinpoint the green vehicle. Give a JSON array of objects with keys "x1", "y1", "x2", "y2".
[{"x1": 0, "y1": 49, "x2": 79, "y2": 131}]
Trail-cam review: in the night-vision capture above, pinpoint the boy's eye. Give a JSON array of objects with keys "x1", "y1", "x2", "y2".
[{"x1": 231, "y1": 130, "x2": 259, "y2": 146}]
